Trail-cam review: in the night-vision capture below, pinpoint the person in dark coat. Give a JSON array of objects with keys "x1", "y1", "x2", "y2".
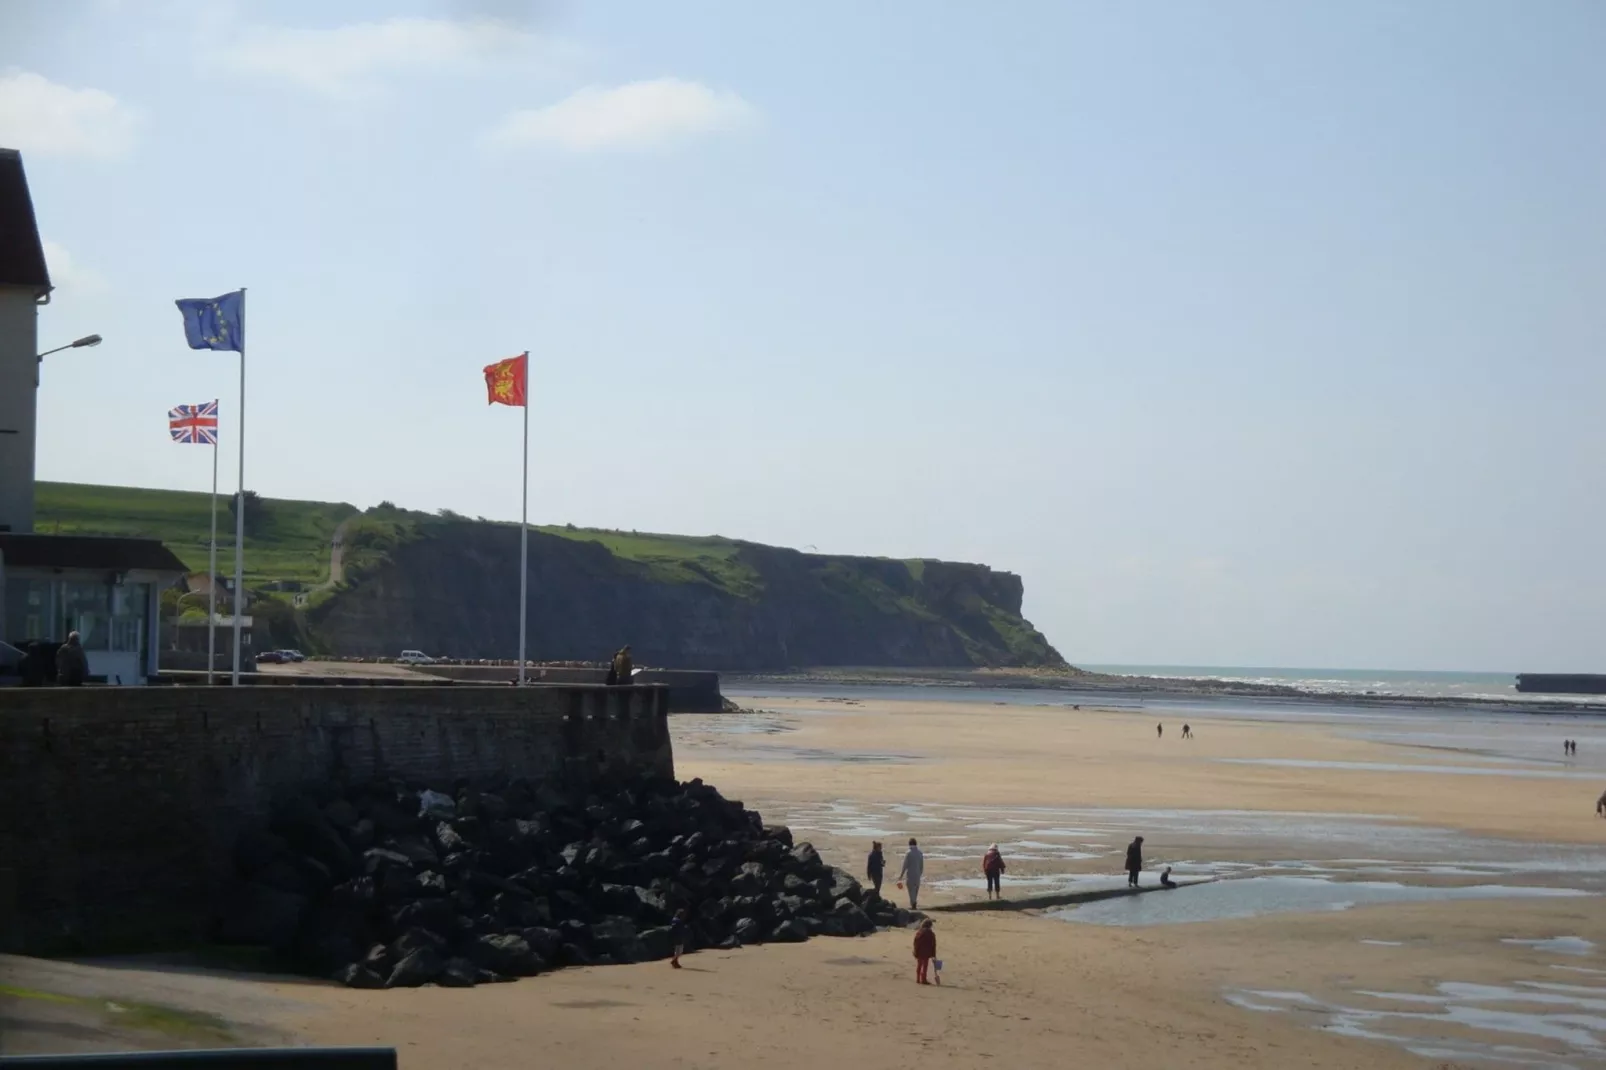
[
  {"x1": 56, "y1": 632, "x2": 89, "y2": 687},
  {"x1": 866, "y1": 841, "x2": 885, "y2": 897},
  {"x1": 610, "y1": 645, "x2": 633, "y2": 685},
  {"x1": 669, "y1": 908, "x2": 689, "y2": 968},
  {"x1": 1125, "y1": 835, "x2": 1144, "y2": 887},
  {"x1": 982, "y1": 843, "x2": 1006, "y2": 900}
]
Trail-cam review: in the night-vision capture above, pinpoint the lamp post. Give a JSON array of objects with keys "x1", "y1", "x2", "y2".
[
  {"x1": 37, "y1": 334, "x2": 103, "y2": 361},
  {"x1": 34, "y1": 334, "x2": 101, "y2": 385}
]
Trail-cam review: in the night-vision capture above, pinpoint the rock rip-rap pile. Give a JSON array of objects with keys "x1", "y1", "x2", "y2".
[{"x1": 218, "y1": 775, "x2": 915, "y2": 988}]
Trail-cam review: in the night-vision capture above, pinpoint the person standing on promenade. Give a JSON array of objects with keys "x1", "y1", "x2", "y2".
[
  {"x1": 867, "y1": 840, "x2": 885, "y2": 898},
  {"x1": 913, "y1": 919, "x2": 937, "y2": 985},
  {"x1": 982, "y1": 843, "x2": 1006, "y2": 900},
  {"x1": 1125, "y1": 836, "x2": 1144, "y2": 887},
  {"x1": 610, "y1": 645, "x2": 633, "y2": 685},
  {"x1": 897, "y1": 838, "x2": 925, "y2": 909},
  {"x1": 56, "y1": 632, "x2": 88, "y2": 687}
]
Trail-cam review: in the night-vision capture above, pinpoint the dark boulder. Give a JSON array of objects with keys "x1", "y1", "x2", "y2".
[
  {"x1": 732, "y1": 917, "x2": 763, "y2": 945},
  {"x1": 332, "y1": 963, "x2": 385, "y2": 989},
  {"x1": 468, "y1": 933, "x2": 544, "y2": 977},
  {"x1": 789, "y1": 843, "x2": 822, "y2": 870},
  {"x1": 769, "y1": 919, "x2": 809, "y2": 943},
  {"x1": 386, "y1": 947, "x2": 444, "y2": 988}
]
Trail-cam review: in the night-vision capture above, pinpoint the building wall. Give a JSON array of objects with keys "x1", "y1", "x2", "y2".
[
  {"x1": 0, "y1": 683, "x2": 674, "y2": 953},
  {"x1": 0, "y1": 286, "x2": 39, "y2": 534}
]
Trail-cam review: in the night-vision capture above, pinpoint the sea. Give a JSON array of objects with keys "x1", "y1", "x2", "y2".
[{"x1": 1078, "y1": 665, "x2": 1534, "y2": 703}]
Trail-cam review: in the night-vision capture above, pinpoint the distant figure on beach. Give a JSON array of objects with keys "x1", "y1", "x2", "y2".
[
  {"x1": 982, "y1": 843, "x2": 1006, "y2": 899},
  {"x1": 1182, "y1": 724, "x2": 1193, "y2": 739},
  {"x1": 1125, "y1": 836, "x2": 1144, "y2": 887},
  {"x1": 1157, "y1": 723, "x2": 1163, "y2": 739},
  {"x1": 913, "y1": 919, "x2": 937, "y2": 985},
  {"x1": 1160, "y1": 866, "x2": 1176, "y2": 888},
  {"x1": 897, "y1": 838, "x2": 925, "y2": 909},
  {"x1": 867, "y1": 841, "x2": 885, "y2": 897},
  {"x1": 1565, "y1": 740, "x2": 1573, "y2": 756},
  {"x1": 56, "y1": 632, "x2": 88, "y2": 687},
  {"x1": 669, "y1": 908, "x2": 689, "y2": 968},
  {"x1": 609, "y1": 645, "x2": 633, "y2": 685},
  {"x1": 1596, "y1": 789, "x2": 1605, "y2": 818}
]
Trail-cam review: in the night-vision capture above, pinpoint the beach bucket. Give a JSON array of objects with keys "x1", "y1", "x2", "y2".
[{"x1": 933, "y1": 959, "x2": 943, "y2": 971}]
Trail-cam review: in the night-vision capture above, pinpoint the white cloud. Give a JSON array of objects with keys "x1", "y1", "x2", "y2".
[
  {"x1": 486, "y1": 78, "x2": 757, "y2": 152},
  {"x1": 0, "y1": 71, "x2": 139, "y2": 158},
  {"x1": 41, "y1": 240, "x2": 106, "y2": 295},
  {"x1": 215, "y1": 16, "x2": 569, "y2": 98}
]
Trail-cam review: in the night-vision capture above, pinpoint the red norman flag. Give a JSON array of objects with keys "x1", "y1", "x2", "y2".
[{"x1": 483, "y1": 353, "x2": 527, "y2": 407}]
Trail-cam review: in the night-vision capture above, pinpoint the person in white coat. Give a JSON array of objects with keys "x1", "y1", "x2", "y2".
[{"x1": 897, "y1": 838, "x2": 925, "y2": 909}]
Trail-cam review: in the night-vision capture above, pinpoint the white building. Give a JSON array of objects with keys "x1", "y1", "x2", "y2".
[
  {"x1": 0, "y1": 148, "x2": 184, "y2": 683},
  {"x1": 0, "y1": 148, "x2": 46, "y2": 535}
]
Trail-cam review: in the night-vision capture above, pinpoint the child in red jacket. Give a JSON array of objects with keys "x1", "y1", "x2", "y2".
[{"x1": 913, "y1": 919, "x2": 937, "y2": 984}]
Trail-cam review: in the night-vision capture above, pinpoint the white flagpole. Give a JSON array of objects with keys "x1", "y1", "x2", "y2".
[
  {"x1": 518, "y1": 351, "x2": 529, "y2": 685},
  {"x1": 208, "y1": 407, "x2": 218, "y2": 686},
  {"x1": 232, "y1": 289, "x2": 246, "y2": 686}
]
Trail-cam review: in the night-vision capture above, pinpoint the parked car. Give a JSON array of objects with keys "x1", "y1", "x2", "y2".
[
  {"x1": 279, "y1": 649, "x2": 307, "y2": 662},
  {"x1": 255, "y1": 650, "x2": 289, "y2": 664},
  {"x1": 397, "y1": 650, "x2": 435, "y2": 665}
]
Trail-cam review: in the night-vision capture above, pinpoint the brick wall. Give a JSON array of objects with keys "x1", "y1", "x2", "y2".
[{"x1": 0, "y1": 684, "x2": 672, "y2": 953}]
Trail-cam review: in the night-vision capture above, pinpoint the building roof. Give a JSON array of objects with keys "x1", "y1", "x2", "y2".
[
  {"x1": 0, "y1": 533, "x2": 187, "y2": 574},
  {"x1": 0, "y1": 149, "x2": 51, "y2": 294}
]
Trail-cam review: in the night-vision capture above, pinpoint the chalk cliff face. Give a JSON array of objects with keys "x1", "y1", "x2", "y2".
[{"x1": 310, "y1": 521, "x2": 1063, "y2": 671}]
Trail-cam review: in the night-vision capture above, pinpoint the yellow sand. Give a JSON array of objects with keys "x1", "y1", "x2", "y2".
[{"x1": 4, "y1": 698, "x2": 1602, "y2": 1068}]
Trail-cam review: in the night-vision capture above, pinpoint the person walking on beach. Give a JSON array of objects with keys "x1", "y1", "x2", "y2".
[
  {"x1": 669, "y1": 908, "x2": 689, "y2": 968},
  {"x1": 1596, "y1": 789, "x2": 1606, "y2": 818},
  {"x1": 982, "y1": 843, "x2": 1006, "y2": 900},
  {"x1": 1182, "y1": 724, "x2": 1193, "y2": 739},
  {"x1": 912, "y1": 919, "x2": 937, "y2": 985},
  {"x1": 1156, "y1": 723, "x2": 1163, "y2": 739},
  {"x1": 897, "y1": 838, "x2": 925, "y2": 909},
  {"x1": 867, "y1": 840, "x2": 886, "y2": 898},
  {"x1": 1125, "y1": 836, "x2": 1144, "y2": 887}
]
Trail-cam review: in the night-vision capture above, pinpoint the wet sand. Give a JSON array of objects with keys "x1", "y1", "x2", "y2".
[{"x1": 5, "y1": 697, "x2": 1604, "y2": 1067}]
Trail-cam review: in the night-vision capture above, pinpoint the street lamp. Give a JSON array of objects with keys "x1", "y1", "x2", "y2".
[{"x1": 36, "y1": 334, "x2": 103, "y2": 361}]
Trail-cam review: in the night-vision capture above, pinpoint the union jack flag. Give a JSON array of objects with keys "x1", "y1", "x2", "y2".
[{"x1": 169, "y1": 400, "x2": 219, "y2": 445}]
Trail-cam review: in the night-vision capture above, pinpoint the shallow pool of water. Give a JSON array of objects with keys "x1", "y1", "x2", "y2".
[
  {"x1": 1227, "y1": 978, "x2": 1606, "y2": 1068},
  {"x1": 1053, "y1": 876, "x2": 1590, "y2": 926}
]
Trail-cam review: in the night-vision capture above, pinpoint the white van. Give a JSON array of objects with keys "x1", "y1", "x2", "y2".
[{"x1": 397, "y1": 650, "x2": 435, "y2": 665}]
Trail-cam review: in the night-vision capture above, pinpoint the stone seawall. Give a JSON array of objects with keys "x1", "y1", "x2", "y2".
[
  {"x1": 421, "y1": 665, "x2": 725, "y2": 712},
  {"x1": 0, "y1": 684, "x2": 672, "y2": 954}
]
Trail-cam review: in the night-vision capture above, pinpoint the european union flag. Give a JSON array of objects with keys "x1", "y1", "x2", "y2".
[{"x1": 175, "y1": 289, "x2": 245, "y2": 352}]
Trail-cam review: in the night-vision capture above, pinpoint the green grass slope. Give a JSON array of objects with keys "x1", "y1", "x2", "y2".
[{"x1": 34, "y1": 481, "x2": 356, "y2": 586}]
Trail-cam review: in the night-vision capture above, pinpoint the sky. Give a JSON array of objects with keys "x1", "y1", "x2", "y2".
[{"x1": 2, "y1": 0, "x2": 1603, "y2": 672}]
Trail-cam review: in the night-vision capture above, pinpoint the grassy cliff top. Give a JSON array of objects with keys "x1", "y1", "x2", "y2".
[{"x1": 33, "y1": 482, "x2": 925, "y2": 598}]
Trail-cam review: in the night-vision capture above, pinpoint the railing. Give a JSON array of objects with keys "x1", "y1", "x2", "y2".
[{"x1": 0, "y1": 1050, "x2": 396, "y2": 1070}]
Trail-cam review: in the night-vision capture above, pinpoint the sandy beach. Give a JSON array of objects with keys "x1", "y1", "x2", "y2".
[{"x1": 6, "y1": 695, "x2": 1605, "y2": 1068}]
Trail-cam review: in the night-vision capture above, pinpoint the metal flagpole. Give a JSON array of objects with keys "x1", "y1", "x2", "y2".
[
  {"x1": 208, "y1": 409, "x2": 219, "y2": 686},
  {"x1": 232, "y1": 289, "x2": 247, "y2": 686},
  {"x1": 518, "y1": 351, "x2": 529, "y2": 685}
]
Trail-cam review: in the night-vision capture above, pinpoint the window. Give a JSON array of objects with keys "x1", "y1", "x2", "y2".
[
  {"x1": 4, "y1": 577, "x2": 52, "y2": 642},
  {"x1": 62, "y1": 581, "x2": 110, "y2": 650},
  {"x1": 109, "y1": 581, "x2": 149, "y2": 653}
]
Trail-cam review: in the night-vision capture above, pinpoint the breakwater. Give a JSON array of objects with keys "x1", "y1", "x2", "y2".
[{"x1": 0, "y1": 684, "x2": 671, "y2": 954}]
